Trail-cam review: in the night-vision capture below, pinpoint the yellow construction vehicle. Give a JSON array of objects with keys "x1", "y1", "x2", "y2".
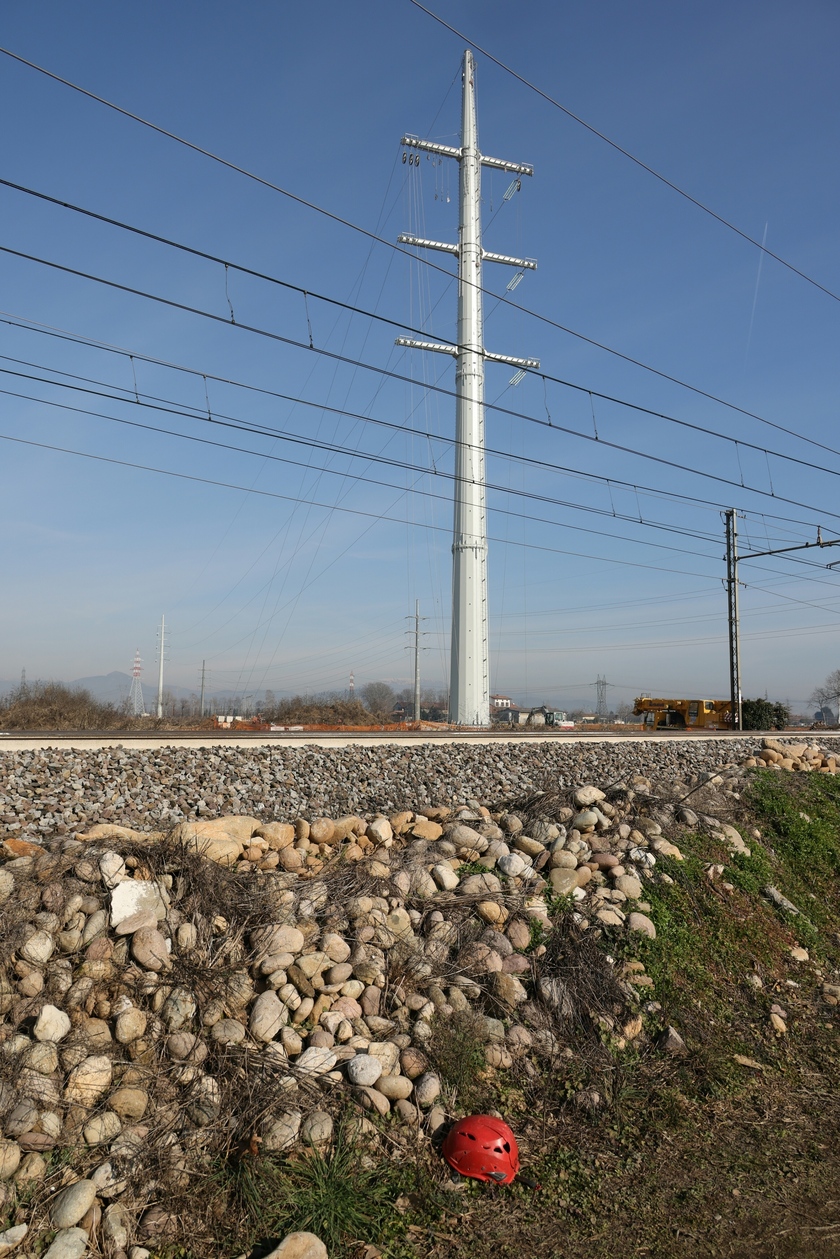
[{"x1": 633, "y1": 697, "x2": 731, "y2": 730}]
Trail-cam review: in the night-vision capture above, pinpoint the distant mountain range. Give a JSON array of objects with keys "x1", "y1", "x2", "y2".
[
  {"x1": 71, "y1": 672, "x2": 195, "y2": 705},
  {"x1": 0, "y1": 672, "x2": 248, "y2": 706}
]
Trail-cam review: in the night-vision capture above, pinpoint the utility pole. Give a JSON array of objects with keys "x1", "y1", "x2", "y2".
[
  {"x1": 397, "y1": 50, "x2": 538, "y2": 726},
  {"x1": 724, "y1": 510, "x2": 742, "y2": 731},
  {"x1": 199, "y1": 660, "x2": 206, "y2": 718},
  {"x1": 406, "y1": 600, "x2": 426, "y2": 724},
  {"x1": 156, "y1": 614, "x2": 166, "y2": 720},
  {"x1": 724, "y1": 516, "x2": 840, "y2": 732}
]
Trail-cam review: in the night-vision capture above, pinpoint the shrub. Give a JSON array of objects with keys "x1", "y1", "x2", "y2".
[{"x1": 0, "y1": 680, "x2": 129, "y2": 730}]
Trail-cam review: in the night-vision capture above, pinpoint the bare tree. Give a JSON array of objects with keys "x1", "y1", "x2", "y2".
[
  {"x1": 361, "y1": 681, "x2": 396, "y2": 717},
  {"x1": 810, "y1": 669, "x2": 840, "y2": 715}
]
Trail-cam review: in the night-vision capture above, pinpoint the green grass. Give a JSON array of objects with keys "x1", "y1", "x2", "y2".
[
  {"x1": 426, "y1": 1010, "x2": 491, "y2": 1113},
  {"x1": 745, "y1": 769, "x2": 840, "y2": 937},
  {"x1": 216, "y1": 1117, "x2": 410, "y2": 1259}
]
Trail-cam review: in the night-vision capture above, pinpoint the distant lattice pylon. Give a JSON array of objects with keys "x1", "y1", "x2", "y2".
[
  {"x1": 595, "y1": 675, "x2": 609, "y2": 723},
  {"x1": 128, "y1": 650, "x2": 145, "y2": 717}
]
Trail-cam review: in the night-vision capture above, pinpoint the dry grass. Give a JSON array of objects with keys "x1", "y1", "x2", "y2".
[{"x1": 0, "y1": 681, "x2": 132, "y2": 730}]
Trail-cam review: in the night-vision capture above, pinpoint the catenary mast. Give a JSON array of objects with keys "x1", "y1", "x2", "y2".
[{"x1": 397, "y1": 50, "x2": 537, "y2": 725}]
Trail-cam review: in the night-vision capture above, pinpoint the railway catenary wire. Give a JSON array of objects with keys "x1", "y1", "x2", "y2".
[
  {"x1": 3, "y1": 244, "x2": 840, "y2": 530},
  {"x1": 1, "y1": 50, "x2": 837, "y2": 424},
  {"x1": 3, "y1": 178, "x2": 840, "y2": 469}
]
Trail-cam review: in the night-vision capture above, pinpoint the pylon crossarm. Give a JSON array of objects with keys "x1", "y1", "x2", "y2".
[
  {"x1": 401, "y1": 135, "x2": 533, "y2": 178},
  {"x1": 485, "y1": 350, "x2": 540, "y2": 369},
  {"x1": 480, "y1": 155, "x2": 533, "y2": 175},
  {"x1": 401, "y1": 135, "x2": 461, "y2": 159},
  {"x1": 395, "y1": 336, "x2": 457, "y2": 357},
  {"x1": 398, "y1": 233, "x2": 458, "y2": 255},
  {"x1": 483, "y1": 250, "x2": 537, "y2": 269}
]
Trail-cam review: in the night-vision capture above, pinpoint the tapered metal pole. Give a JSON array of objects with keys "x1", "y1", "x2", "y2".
[
  {"x1": 725, "y1": 511, "x2": 742, "y2": 731},
  {"x1": 156, "y1": 614, "x2": 165, "y2": 720},
  {"x1": 413, "y1": 600, "x2": 422, "y2": 724},
  {"x1": 199, "y1": 660, "x2": 206, "y2": 718},
  {"x1": 396, "y1": 51, "x2": 535, "y2": 726},
  {"x1": 450, "y1": 50, "x2": 489, "y2": 726}
]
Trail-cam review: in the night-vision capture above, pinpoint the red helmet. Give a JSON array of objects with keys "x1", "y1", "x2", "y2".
[{"x1": 441, "y1": 1115, "x2": 520, "y2": 1184}]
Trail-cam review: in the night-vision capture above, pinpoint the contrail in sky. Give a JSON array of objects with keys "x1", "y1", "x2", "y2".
[{"x1": 745, "y1": 221, "x2": 769, "y2": 362}]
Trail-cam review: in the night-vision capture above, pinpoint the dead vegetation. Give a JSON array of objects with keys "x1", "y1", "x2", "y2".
[{"x1": 0, "y1": 681, "x2": 133, "y2": 731}]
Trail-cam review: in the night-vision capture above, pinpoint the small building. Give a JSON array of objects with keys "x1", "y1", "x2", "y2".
[{"x1": 490, "y1": 694, "x2": 514, "y2": 709}]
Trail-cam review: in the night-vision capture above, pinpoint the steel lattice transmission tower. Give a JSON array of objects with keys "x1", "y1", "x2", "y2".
[
  {"x1": 397, "y1": 50, "x2": 538, "y2": 726},
  {"x1": 128, "y1": 650, "x2": 145, "y2": 717},
  {"x1": 595, "y1": 675, "x2": 609, "y2": 723}
]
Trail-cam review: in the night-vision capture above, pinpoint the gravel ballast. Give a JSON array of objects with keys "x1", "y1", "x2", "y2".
[{"x1": 6, "y1": 737, "x2": 839, "y2": 838}]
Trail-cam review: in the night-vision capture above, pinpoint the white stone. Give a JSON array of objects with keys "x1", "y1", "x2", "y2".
[
  {"x1": 367, "y1": 1041, "x2": 399, "y2": 1076},
  {"x1": 345, "y1": 1054, "x2": 382, "y2": 1086},
  {"x1": 90, "y1": 1159, "x2": 126, "y2": 1198},
  {"x1": 413, "y1": 1072, "x2": 441, "y2": 1107},
  {"x1": 614, "y1": 875, "x2": 643, "y2": 900},
  {"x1": 295, "y1": 1047, "x2": 337, "y2": 1075},
  {"x1": 366, "y1": 817, "x2": 393, "y2": 844},
  {"x1": 260, "y1": 1233, "x2": 328, "y2": 1259},
  {"x1": 497, "y1": 852, "x2": 528, "y2": 877},
  {"x1": 187, "y1": 1076, "x2": 221, "y2": 1128},
  {"x1": 0, "y1": 1141, "x2": 21, "y2": 1181},
  {"x1": 627, "y1": 912, "x2": 657, "y2": 939},
  {"x1": 431, "y1": 864, "x2": 459, "y2": 891},
  {"x1": 20, "y1": 930, "x2": 54, "y2": 966},
  {"x1": 574, "y1": 785, "x2": 605, "y2": 807},
  {"x1": 102, "y1": 1204, "x2": 129, "y2": 1251},
  {"x1": 99, "y1": 852, "x2": 127, "y2": 888},
  {"x1": 0, "y1": 1224, "x2": 28, "y2": 1256},
  {"x1": 300, "y1": 1111, "x2": 333, "y2": 1145},
  {"x1": 50, "y1": 1178, "x2": 97, "y2": 1228},
  {"x1": 211, "y1": 1019, "x2": 246, "y2": 1046},
  {"x1": 42, "y1": 1229, "x2": 90, "y2": 1259},
  {"x1": 250, "y1": 991, "x2": 288, "y2": 1042},
  {"x1": 64, "y1": 1056, "x2": 112, "y2": 1106},
  {"x1": 33, "y1": 1004, "x2": 71, "y2": 1043},
  {"x1": 109, "y1": 880, "x2": 167, "y2": 928},
  {"x1": 115, "y1": 1007, "x2": 147, "y2": 1045},
  {"x1": 252, "y1": 924, "x2": 305, "y2": 957},
  {"x1": 262, "y1": 1110, "x2": 301, "y2": 1152},
  {"x1": 321, "y1": 933, "x2": 351, "y2": 963},
  {"x1": 83, "y1": 1113, "x2": 122, "y2": 1146}
]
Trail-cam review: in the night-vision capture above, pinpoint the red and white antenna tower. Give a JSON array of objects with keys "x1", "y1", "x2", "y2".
[{"x1": 128, "y1": 649, "x2": 145, "y2": 717}]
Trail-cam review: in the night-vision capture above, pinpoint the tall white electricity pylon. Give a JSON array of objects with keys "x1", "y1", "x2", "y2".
[
  {"x1": 128, "y1": 649, "x2": 145, "y2": 717},
  {"x1": 397, "y1": 50, "x2": 538, "y2": 726}
]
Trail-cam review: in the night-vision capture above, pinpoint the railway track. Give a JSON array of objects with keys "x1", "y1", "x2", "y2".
[{"x1": 0, "y1": 727, "x2": 786, "y2": 752}]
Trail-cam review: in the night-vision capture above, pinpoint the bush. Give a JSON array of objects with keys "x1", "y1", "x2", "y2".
[
  {"x1": 262, "y1": 695, "x2": 375, "y2": 725},
  {"x1": 741, "y1": 698, "x2": 789, "y2": 730},
  {"x1": 0, "y1": 680, "x2": 130, "y2": 730}
]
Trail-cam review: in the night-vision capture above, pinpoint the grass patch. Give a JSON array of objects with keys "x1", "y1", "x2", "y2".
[
  {"x1": 216, "y1": 1118, "x2": 409, "y2": 1258},
  {"x1": 745, "y1": 769, "x2": 840, "y2": 937},
  {"x1": 427, "y1": 1010, "x2": 491, "y2": 1113}
]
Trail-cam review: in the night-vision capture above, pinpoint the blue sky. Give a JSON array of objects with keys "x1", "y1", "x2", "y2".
[{"x1": 1, "y1": 0, "x2": 839, "y2": 712}]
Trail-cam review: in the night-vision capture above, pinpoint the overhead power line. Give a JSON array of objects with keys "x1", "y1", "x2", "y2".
[
  {"x1": 2, "y1": 310, "x2": 833, "y2": 539},
  {"x1": 0, "y1": 381, "x2": 725, "y2": 563},
  {"x1": 406, "y1": 1, "x2": 840, "y2": 306},
  {"x1": 4, "y1": 175, "x2": 839, "y2": 465},
  {"x1": 0, "y1": 365, "x2": 724, "y2": 552},
  {"x1": 0, "y1": 66, "x2": 835, "y2": 451},
  {"x1": 4, "y1": 313, "x2": 836, "y2": 541},
  {"x1": 4, "y1": 243, "x2": 840, "y2": 525},
  {"x1": 9, "y1": 373, "x2": 840, "y2": 590},
  {"x1": 0, "y1": 430, "x2": 723, "y2": 581}
]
